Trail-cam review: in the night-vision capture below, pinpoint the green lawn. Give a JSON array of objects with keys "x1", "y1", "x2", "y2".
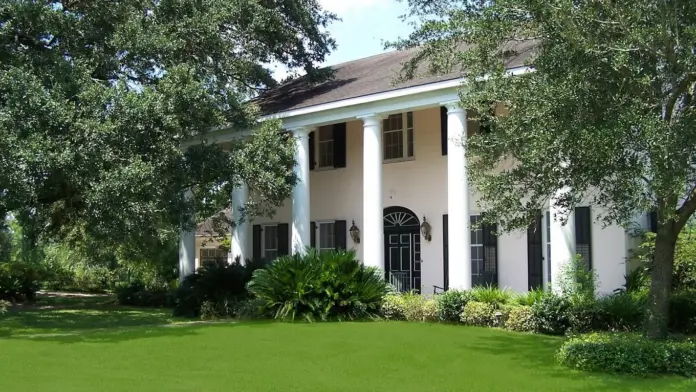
[{"x1": 0, "y1": 301, "x2": 693, "y2": 391}]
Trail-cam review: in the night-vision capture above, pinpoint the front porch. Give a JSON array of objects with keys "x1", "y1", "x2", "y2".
[{"x1": 181, "y1": 82, "x2": 632, "y2": 295}]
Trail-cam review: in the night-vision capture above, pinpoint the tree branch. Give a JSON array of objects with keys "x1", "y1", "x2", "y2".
[
  {"x1": 663, "y1": 75, "x2": 694, "y2": 122},
  {"x1": 676, "y1": 185, "x2": 696, "y2": 232}
]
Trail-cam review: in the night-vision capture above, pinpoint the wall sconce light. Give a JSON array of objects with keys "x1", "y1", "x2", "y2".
[
  {"x1": 421, "y1": 216, "x2": 432, "y2": 242},
  {"x1": 349, "y1": 220, "x2": 361, "y2": 244}
]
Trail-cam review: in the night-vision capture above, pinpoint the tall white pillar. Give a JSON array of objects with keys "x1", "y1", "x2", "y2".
[
  {"x1": 445, "y1": 103, "x2": 472, "y2": 290},
  {"x1": 230, "y1": 184, "x2": 249, "y2": 263},
  {"x1": 360, "y1": 114, "x2": 384, "y2": 270},
  {"x1": 179, "y1": 188, "x2": 196, "y2": 282},
  {"x1": 549, "y1": 188, "x2": 576, "y2": 292},
  {"x1": 291, "y1": 127, "x2": 311, "y2": 255}
]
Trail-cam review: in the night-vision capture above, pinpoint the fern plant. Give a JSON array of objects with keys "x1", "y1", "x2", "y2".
[
  {"x1": 470, "y1": 285, "x2": 513, "y2": 308},
  {"x1": 247, "y1": 248, "x2": 390, "y2": 322}
]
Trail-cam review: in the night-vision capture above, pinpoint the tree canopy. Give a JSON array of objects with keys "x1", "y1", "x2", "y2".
[
  {"x1": 0, "y1": 0, "x2": 337, "y2": 248},
  {"x1": 392, "y1": 0, "x2": 696, "y2": 338}
]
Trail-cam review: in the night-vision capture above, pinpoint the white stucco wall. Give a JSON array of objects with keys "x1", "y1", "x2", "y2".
[{"x1": 201, "y1": 106, "x2": 633, "y2": 293}]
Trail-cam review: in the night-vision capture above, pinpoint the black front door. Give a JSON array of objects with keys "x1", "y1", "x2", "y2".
[
  {"x1": 385, "y1": 230, "x2": 421, "y2": 293},
  {"x1": 527, "y1": 213, "x2": 544, "y2": 290},
  {"x1": 383, "y1": 207, "x2": 422, "y2": 293}
]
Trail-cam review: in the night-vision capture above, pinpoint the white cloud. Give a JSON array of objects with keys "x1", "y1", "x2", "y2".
[{"x1": 319, "y1": 0, "x2": 390, "y2": 15}]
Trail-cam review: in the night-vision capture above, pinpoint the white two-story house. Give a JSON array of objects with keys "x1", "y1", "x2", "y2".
[{"x1": 180, "y1": 43, "x2": 646, "y2": 294}]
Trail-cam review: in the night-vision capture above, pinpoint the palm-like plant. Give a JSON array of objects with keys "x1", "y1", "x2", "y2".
[{"x1": 247, "y1": 248, "x2": 390, "y2": 321}]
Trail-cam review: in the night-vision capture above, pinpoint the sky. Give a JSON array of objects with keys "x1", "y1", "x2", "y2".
[{"x1": 272, "y1": 0, "x2": 414, "y2": 79}]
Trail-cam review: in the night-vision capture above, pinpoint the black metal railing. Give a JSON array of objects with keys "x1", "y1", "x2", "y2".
[{"x1": 389, "y1": 272, "x2": 410, "y2": 293}]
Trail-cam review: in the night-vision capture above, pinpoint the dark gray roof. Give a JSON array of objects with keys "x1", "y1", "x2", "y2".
[
  {"x1": 256, "y1": 40, "x2": 537, "y2": 115},
  {"x1": 196, "y1": 209, "x2": 231, "y2": 236}
]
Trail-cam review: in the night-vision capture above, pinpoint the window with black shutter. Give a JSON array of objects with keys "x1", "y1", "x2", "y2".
[{"x1": 574, "y1": 207, "x2": 592, "y2": 269}]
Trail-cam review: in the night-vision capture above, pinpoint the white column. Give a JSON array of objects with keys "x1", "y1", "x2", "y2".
[
  {"x1": 230, "y1": 184, "x2": 249, "y2": 263},
  {"x1": 179, "y1": 188, "x2": 196, "y2": 282},
  {"x1": 360, "y1": 114, "x2": 384, "y2": 270},
  {"x1": 549, "y1": 188, "x2": 576, "y2": 292},
  {"x1": 291, "y1": 127, "x2": 311, "y2": 255},
  {"x1": 445, "y1": 104, "x2": 472, "y2": 290}
]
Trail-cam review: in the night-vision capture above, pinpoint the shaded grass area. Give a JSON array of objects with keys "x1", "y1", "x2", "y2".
[
  {"x1": 1, "y1": 294, "x2": 174, "y2": 337},
  {"x1": 0, "y1": 316, "x2": 693, "y2": 391}
]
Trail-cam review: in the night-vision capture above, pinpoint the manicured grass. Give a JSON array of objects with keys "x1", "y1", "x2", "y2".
[
  {"x1": 0, "y1": 309, "x2": 693, "y2": 391},
  {"x1": 0, "y1": 295, "x2": 174, "y2": 337}
]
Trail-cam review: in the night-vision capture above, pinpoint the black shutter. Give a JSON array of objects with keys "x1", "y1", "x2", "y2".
[
  {"x1": 574, "y1": 207, "x2": 592, "y2": 269},
  {"x1": 277, "y1": 223, "x2": 290, "y2": 256},
  {"x1": 649, "y1": 210, "x2": 658, "y2": 233},
  {"x1": 252, "y1": 225, "x2": 262, "y2": 261},
  {"x1": 333, "y1": 123, "x2": 347, "y2": 168},
  {"x1": 310, "y1": 221, "x2": 316, "y2": 248},
  {"x1": 482, "y1": 222, "x2": 498, "y2": 286},
  {"x1": 440, "y1": 106, "x2": 448, "y2": 155},
  {"x1": 527, "y1": 213, "x2": 544, "y2": 290},
  {"x1": 335, "y1": 220, "x2": 347, "y2": 250},
  {"x1": 443, "y1": 214, "x2": 449, "y2": 290},
  {"x1": 308, "y1": 131, "x2": 316, "y2": 170}
]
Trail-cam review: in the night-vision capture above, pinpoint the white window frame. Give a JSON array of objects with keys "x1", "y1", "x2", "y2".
[
  {"x1": 316, "y1": 126, "x2": 335, "y2": 169},
  {"x1": 382, "y1": 112, "x2": 414, "y2": 163},
  {"x1": 317, "y1": 221, "x2": 336, "y2": 253},
  {"x1": 470, "y1": 215, "x2": 484, "y2": 281},
  {"x1": 200, "y1": 248, "x2": 226, "y2": 266},
  {"x1": 262, "y1": 224, "x2": 279, "y2": 261}
]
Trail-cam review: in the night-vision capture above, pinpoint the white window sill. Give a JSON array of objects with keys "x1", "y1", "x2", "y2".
[
  {"x1": 314, "y1": 166, "x2": 337, "y2": 172},
  {"x1": 383, "y1": 156, "x2": 415, "y2": 164}
]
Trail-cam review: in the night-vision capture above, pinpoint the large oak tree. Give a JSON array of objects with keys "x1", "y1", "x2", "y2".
[
  {"x1": 0, "y1": 1, "x2": 336, "y2": 251},
  {"x1": 392, "y1": 0, "x2": 696, "y2": 338}
]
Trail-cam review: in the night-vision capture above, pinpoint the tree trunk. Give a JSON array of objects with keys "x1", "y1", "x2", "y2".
[{"x1": 644, "y1": 227, "x2": 678, "y2": 340}]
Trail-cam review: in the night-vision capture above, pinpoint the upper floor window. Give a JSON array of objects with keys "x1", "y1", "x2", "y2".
[
  {"x1": 317, "y1": 126, "x2": 334, "y2": 168},
  {"x1": 383, "y1": 112, "x2": 414, "y2": 161}
]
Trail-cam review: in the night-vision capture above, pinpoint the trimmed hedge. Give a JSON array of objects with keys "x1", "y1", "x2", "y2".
[
  {"x1": 460, "y1": 301, "x2": 495, "y2": 327},
  {"x1": 380, "y1": 293, "x2": 437, "y2": 322},
  {"x1": 435, "y1": 290, "x2": 472, "y2": 322},
  {"x1": 557, "y1": 333, "x2": 696, "y2": 377},
  {"x1": 505, "y1": 306, "x2": 536, "y2": 332}
]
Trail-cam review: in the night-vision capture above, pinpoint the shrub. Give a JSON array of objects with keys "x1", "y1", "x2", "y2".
[
  {"x1": 460, "y1": 301, "x2": 495, "y2": 327},
  {"x1": 199, "y1": 299, "x2": 235, "y2": 320},
  {"x1": 0, "y1": 261, "x2": 44, "y2": 302},
  {"x1": 435, "y1": 290, "x2": 472, "y2": 322},
  {"x1": 115, "y1": 281, "x2": 172, "y2": 308},
  {"x1": 248, "y1": 249, "x2": 390, "y2": 321},
  {"x1": 173, "y1": 259, "x2": 264, "y2": 318},
  {"x1": 0, "y1": 299, "x2": 9, "y2": 316},
  {"x1": 470, "y1": 285, "x2": 513, "y2": 308},
  {"x1": 669, "y1": 289, "x2": 696, "y2": 334},
  {"x1": 557, "y1": 333, "x2": 696, "y2": 377},
  {"x1": 400, "y1": 292, "x2": 437, "y2": 322},
  {"x1": 567, "y1": 299, "x2": 601, "y2": 334},
  {"x1": 531, "y1": 292, "x2": 570, "y2": 335},
  {"x1": 558, "y1": 255, "x2": 597, "y2": 303},
  {"x1": 513, "y1": 288, "x2": 546, "y2": 307},
  {"x1": 381, "y1": 293, "x2": 406, "y2": 320},
  {"x1": 505, "y1": 306, "x2": 536, "y2": 332},
  {"x1": 595, "y1": 291, "x2": 646, "y2": 332},
  {"x1": 234, "y1": 298, "x2": 268, "y2": 320}
]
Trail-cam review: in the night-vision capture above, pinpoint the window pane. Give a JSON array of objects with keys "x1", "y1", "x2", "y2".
[
  {"x1": 319, "y1": 222, "x2": 335, "y2": 251},
  {"x1": 318, "y1": 126, "x2": 334, "y2": 167},
  {"x1": 264, "y1": 225, "x2": 278, "y2": 250}
]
